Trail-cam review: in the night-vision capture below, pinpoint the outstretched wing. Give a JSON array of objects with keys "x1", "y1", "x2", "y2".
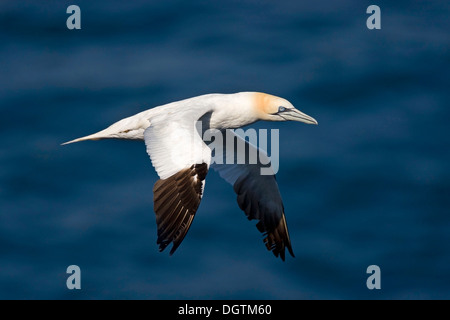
[
  {"x1": 144, "y1": 111, "x2": 211, "y2": 255},
  {"x1": 152, "y1": 163, "x2": 208, "y2": 254},
  {"x1": 210, "y1": 130, "x2": 294, "y2": 260}
]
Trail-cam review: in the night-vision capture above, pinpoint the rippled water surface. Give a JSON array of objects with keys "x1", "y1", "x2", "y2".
[{"x1": 0, "y1": 0, "x2": 449, "y2": 299}]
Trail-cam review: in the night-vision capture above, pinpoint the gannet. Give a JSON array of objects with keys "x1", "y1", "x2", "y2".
[{"x1": 62, "y1": 92, "x2": 317, "y2": 260}]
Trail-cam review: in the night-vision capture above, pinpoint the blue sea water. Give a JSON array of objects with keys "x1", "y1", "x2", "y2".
[{"x1": 0, "y1": 0, "x2": 449, "y2": 299}]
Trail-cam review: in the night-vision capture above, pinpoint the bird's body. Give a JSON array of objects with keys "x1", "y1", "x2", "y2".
[{"x1": 63, "y1": 92, "x2": 317, "y2": 260}]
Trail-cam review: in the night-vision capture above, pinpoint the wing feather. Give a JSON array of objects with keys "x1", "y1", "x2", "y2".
[
  {"x1": 211, "y1": 130, "x2": 294, "y2": 260},
  {"x1": 152, "y1": 163, "x2": 208, "y2": 255},
  {"x1": 144, "y1": 110, "x2": 211, "y2": 255}
]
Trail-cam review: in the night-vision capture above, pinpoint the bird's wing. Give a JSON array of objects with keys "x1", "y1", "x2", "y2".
[
  {"x1": 210, "y1": 130, "x2": 294, "y2": 260},
  {"x1": 144, "y1": 112, "x2": 211, "y2": 255}
]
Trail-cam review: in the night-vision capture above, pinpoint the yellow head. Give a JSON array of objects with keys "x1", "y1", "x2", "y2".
[{"x1": 253, "y1": 92, "x2": 318, "y2": 124}]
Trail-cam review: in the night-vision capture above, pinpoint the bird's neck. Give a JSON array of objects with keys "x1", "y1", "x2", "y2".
[{"x1": 206, "y1": 93, "x2": 260, "y2": 130}]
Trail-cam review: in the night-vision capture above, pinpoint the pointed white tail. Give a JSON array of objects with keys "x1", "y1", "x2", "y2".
[{"x1": 61, "y1": 128, "x2": 112, "y2": 145}]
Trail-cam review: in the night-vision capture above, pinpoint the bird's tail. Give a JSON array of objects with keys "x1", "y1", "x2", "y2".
[{"x1": 61, "y1": 128, "x2": 111, "y2": 145}]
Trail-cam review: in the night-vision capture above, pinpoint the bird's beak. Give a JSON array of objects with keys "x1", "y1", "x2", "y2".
[{"x1": 282, "y1": 108, "x2": 318, "y2": 125}]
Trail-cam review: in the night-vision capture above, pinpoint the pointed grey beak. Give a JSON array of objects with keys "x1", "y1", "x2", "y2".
[{"x1": 281, "y1": 108, "x2": 318, "y2": 125}]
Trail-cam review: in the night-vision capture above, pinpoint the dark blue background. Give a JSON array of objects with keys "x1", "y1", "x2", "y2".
[{"x1": 0, "y1": 0, "x2": 449, "y2": 299}]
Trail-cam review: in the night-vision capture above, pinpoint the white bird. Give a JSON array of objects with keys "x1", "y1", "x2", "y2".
[{"x1": 62, "y1": 92, "x2": 317, "y2": 260}]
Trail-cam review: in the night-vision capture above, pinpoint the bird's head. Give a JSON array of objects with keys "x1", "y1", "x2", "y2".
[{"x1": 252, "y1": 92, "x2": 318, "y2": 125}]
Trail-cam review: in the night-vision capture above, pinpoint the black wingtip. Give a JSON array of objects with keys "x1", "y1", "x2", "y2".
[
  {"x1": 169, "y1": 243, "x2": 181, "y2": 256},
  {"x1": 153, "y1": 163, "x2": 208, "y2": 257},
  {"x1": 273, "y1": 242, "x2": 295, "y2": 262},
  {"x1": 157, "y1": 233, "x2": 183, "y2": 256},
  {"x1": 288, "y1": 245, "x2": 295, "y2": 259}
]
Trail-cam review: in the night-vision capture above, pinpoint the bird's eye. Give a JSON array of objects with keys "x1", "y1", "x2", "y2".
[{"x1": 278, "y1": 106, "x2": 286, "y2": 113}]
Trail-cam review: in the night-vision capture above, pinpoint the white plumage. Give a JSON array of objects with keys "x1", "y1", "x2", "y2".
[{"x1": 63, "y1": 92, "x2": 317, "y2": 260}]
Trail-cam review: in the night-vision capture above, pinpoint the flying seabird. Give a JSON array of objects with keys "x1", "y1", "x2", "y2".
[{"x1": 62, "y1": 92, "x2": 317, "y2": 260}]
